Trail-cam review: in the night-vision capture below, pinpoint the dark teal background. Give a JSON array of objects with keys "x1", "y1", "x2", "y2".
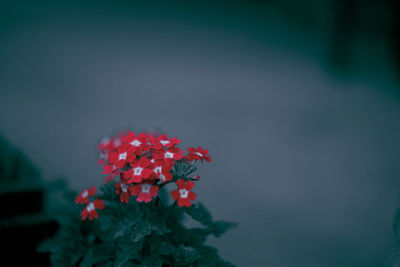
[{"x1": 1, "y1": 1, "x2": 399, "y2": 266}]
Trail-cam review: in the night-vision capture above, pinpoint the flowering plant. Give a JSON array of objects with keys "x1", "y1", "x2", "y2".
[{"x1": 38, "y1": 131, "x2": 235, "y2": 266}]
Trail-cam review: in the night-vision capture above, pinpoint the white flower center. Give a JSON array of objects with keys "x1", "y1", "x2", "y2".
[
  {"x1": 160, "y1": 140, "x2": 170, "y2": 146},
  {"x1": 86, "y1": 203, "x2": 95, "y2": 212},
  {"x1": 179, "y1": 189, "x2": 189, "y2": 198},
  {"x1": 121, "y1": 183, "x2": 128, "y2": 192},
  {"x1": 195, "y1": 152, "x2": 203, "y2": 157},
  {"x1": 133, "y1": 167, "x2": 143, "y2": 175},
  {"x1": 141, "y1": 184, "x2": 151, "y2": 193},
  {"x1": 153, "y1": 166, "x2": 162, "y2": 174},
  {"x1": 164, "y1": 152, "x2": 174, "y2": 159},
  {"x1": 82, "y1": 190, "x2": 88, "y2": 198},
  {"x1": 130, "y1": 140, "x2": 141, "y2": 147},
  {"x1": 119, "y1": 152, "x2": 127, "y2": 160}
]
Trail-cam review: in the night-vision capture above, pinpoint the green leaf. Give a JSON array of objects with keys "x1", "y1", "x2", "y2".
[
  {"x1": 114, "y1": 216, "x2": 141, "y2": 240},
  {"x1": 37, "y1": 238, "x2": 54, "y2": 253},
  {"x1": 184, "y1": 203, "x2": 213, "y2": 226},
  {"x1": 209, "y1": 221, "x2": 237, "y2": 237},
  {"x1": 80, "y1": 248, "x2": 93, "y2": 267},
  {"x1": 129, "y1": 220, "x2": 157, "y2": 242},
  {"x1": 194, "y1": 245, "x2": 221, "y2": 266},
  {"x1": 181, "y1": 228, "x2": 209, "y2": 246},
  {"x1": 158, "y1": 241, "x2": 176, "y2": 256},
  {"x1": 175, "y1": 245, "x2": 202, "y2": 266},
  {"x1": 92, "y1": 244, "x2": 114, "y2": 265}
]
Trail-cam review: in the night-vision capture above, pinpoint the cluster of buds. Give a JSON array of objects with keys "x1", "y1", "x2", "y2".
[{"x1": 76, "y1": 131, "x2": 211, "y2": 220}]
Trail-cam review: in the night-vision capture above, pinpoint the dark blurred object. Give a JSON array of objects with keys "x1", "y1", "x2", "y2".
[
  {"x1": 0, "y1": 190, "x2": 42, "y2": 218},
  {"x1": 0, "y1": 214, "x2": 58, "y2": 266},
  {"x1": 329, "y1": 0, "x2": 398, "y2": 73},
  {"x1": 0, "y1": 134, "x2": 58, "y2": 266},
  {"x1": 392, "y1": 0, "x2": 400, "y2": 80}
]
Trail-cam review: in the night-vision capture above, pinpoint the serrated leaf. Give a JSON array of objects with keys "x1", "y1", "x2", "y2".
[
  {"x1": 181, "y1": 228, "x2": 208, "y2": 246},
  {"x1": 209, "y1": 221, "x2": 237, "y2": 237},
  {"x1": 184, "y1": 203, "x2": 213, "y2": 226}
]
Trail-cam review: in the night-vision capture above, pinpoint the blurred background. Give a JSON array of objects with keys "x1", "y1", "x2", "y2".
[{"x1": 1, "y1": 0, "x2": 400, "y2": 266}]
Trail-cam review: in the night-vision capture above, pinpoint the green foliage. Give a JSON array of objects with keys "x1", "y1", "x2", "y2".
[{"x1": 38, "y1": 182, "x2": 236, "y2": 266}]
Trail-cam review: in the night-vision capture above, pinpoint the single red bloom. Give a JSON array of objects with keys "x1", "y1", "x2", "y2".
[
  {"x1": 81, "y1": 199, "x2": 104, "y2": 220},
  {"x1": 76, "y1": 186, "x2": 96, "y2": 205},
  {"x1": 159, "y1": 169, "x2": 173, "y2": 183},
  {"x1": 158, "y1": 134, "x2": 181, "y2": 148},
  {"x1": 122, "y1": 132, "x2": 149, "y2": 155},
  {"x1": 150, "y1": 158, "x2": 169, "y2": 175},
  {"x1": 186, "y1": 147, "x2": 211, "y2": 162},
  {"x1": 147, "y1": 136, "x2": 163, "y2": 150},
  {"x1": 151, "y1": 160, "x2": 173, "y2": 183},
  {"x1": 107, "y1": 143, "x2": 131, "y2": 168},
  {"x1": 123, "y1": 157, "x2": 153, "y2": 184},
  {"x1": 132, "y1": 183, "x2": 159, "y2": 203},
  {"x1": 153, "y1": 147, "x2": 184, "y2": 165},
  {"x1": 115, "y1": 182, "x2": 135, "y2": 203},
  {"x1": 170, "y1": 179, "x2": 196, "y2": 207}
]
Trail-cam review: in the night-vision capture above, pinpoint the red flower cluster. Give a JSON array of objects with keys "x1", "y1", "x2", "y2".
[
  {"x1": 76, "y1": 131, "x2": 211, "y2": 220},
  {"x1": 76, "y1": 187, "x2": 105, "y2": 220}
]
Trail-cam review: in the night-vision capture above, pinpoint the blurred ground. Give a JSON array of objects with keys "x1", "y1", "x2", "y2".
[{"x1": 1, "y1": 1, "x2": 400, "y2": 266}]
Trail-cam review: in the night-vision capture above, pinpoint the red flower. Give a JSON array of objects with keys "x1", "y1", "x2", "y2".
[
  {"x1": 97, "y1": 137, "x2": 113, "y2": 152},
  {"x1": 158, "y1": 170, "x2": 173, "y2": 183},
  {"x1": 97, "y1": 133, "x2": 124, "y2": 152},
  {"x1": 186, "y1": 147, "x2": 211, "y2": 162},
  {"x1": 76, "y1": 186, "x2": 96, "y2": 205},
  {"x1": 115, "y1": 182, "x2": 135, "y2": 203},
  {"x1": 147, "y1": 136, "x2": 163, "y2": 150},
  {"x1": 102, "y1": 164, "x2": 119, "y2": 174},
  {"x1": 158, "y1": 134, "x2": 181, "y2": 148},
  {"x1": 150, "y1": 159, "x2": 172, "y2": 183},
  {"x1": 150, "y1": 159, "x2": 162, "y2": 174},
  {"x1": 153, "y1": 147, "x2": 184, "y2": 165},
  {"x1": 170, "y1": 179, "x2": 196, "y2": 207},
  {"x1": 123, "y1": 157, "x2": 153, "y2": 184},
  {"x1": 132, "y1": 183, "x2": 159, "y2": 203},
  {"x1": 81, "y1": 199, "x2": 104, "y2": 220},
  {"x1": 107, "y1": 144, "x2": 132, "y2": 168},
  {"x1": 122, "y1": 132, "x2": 149, "y2": 155}
]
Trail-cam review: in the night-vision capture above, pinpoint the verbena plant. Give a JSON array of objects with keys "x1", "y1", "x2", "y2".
[{"x1": 38, "y1": 131, "x2": 236, "y2": 266}]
